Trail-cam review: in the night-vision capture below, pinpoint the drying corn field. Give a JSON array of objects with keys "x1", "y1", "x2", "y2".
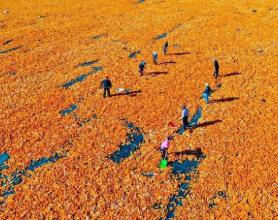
[{"x1": 0, "y1": 0, "x2": 278, "y2": 219}]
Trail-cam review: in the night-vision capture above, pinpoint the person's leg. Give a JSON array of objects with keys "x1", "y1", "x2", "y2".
[
  {"x1": 182, "y1": 118, "x2": 184, "y2": 130},
  {"x1": 104, "y1": 88, "x2": 109, "y2": 98},
  {"x1": 103, "y1": 88, "x2": 106, "y2": 98},
  {"x1": 162, "y1": 149, "x2": 166, "y2": 159},
  {"x1": 186, "y1": 115, "x2": 191, "y2": 128},
  {"x1": 107, "y1": 88, "x2": 111, "y2": 97},
  {"x1": 203, "y1": 93, "x2": 209, "y2": 104},
  {"x1": 214, "y1": 69, "x2": 219, "y2": 79},
  {"x1": 182, "y1": 118, "x2": 185, "y2": 130},
  {"x1": 183, "y1": 117, "x2": 188, "y2": 130},
  {"x1": 165, "y1": 149, "x2": 168, "y2": 159}
]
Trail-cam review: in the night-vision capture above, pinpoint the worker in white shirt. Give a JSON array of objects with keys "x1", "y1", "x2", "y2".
[{"x1": 181, "y1": 105, "x2": 189, "y2": 130}]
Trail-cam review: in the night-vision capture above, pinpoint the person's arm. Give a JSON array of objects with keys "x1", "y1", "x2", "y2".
[
  {"x1": 100, "y1": 81, "x2": 103, "y2": 89},
  {"x1": 109, "y1": 81, "x2": 112, "y2": 88}
]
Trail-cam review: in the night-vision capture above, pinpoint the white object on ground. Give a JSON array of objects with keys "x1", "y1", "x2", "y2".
[{"x1": 115, "y1": 88, "x2": 131, "y2": 93}]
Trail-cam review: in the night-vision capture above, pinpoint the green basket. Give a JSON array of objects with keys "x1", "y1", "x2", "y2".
[{"x1": 159, "y1": 159, "x2": 168, "y2": 169}]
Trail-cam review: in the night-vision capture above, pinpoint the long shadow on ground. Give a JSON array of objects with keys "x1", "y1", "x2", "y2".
[
  {"x1": 170, "y1": 148, "x2": 203, "y2": 158},
  {"x1": 146, "y1": 71, "x2": 168, "y2": 76},
  {"x1": 0, "y1": 46, "x2": 21, "y2": 54},
  {"x1": 167, "y1": 52, "x2": 191, "y2": 56},
  {"x1": 77, "y1": 60, "x2": 99, "y2": 67},
  {"x1": 91, "y1": 34, "x2": 107, "y2": 40},
  {"x1": 222, "y1": 72, "x2": 241, "y2": 77},
  {"x1": 3, "y1": 39, "x2": 13, "y2": 45},
  {"x1": 159, "y1": 61, "x2": 177, "y2": 65},
  {"x1": 210, "y1": 97, "x2": 239, "y2": 103},
  {"x1": 111, "y1": 90, "x2": 142, "y2": 97},
  {"x1": 191, "y1": 119, "x2": 222, "y2": 129}
]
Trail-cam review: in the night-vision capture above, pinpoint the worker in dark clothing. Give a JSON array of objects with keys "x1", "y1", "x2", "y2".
[
  {"x1": 181, "y1": 105, "x2": 189, "y2": 130},
  {"x1": 163, "y1": 41, "x2": 169, "y2": 55},
  {"x1": 100, "y1": 76, "x2": 112, "y2": 98},
  {"x1": 139, "y1": 61, "x2": 146, "y2": 76},
  {"x1": 213, "y1": 59, "x2": 219, "y2": 79}
]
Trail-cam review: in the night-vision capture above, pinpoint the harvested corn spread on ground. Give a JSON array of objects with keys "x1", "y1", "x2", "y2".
[{"x1": 0, "y1": 0, "x2": 277, "y2": 219}]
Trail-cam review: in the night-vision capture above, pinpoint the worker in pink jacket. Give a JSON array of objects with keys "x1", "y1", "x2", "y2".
[{"x1": 160, "y1": 136, "x2": 172, "y2": 159}]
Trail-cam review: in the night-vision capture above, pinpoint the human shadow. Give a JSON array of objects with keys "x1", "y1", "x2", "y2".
[
  {"x1": 210, "y1": 97, "x2": 239, "y2": 103},
  {"x1": 159, "y1": 61, "x2": 177, "y2": 65},
  {"x1": 167, "y1": 52, "x2": 191, "y2": 56},
  {"x1": 222, "y1": 72, "x2": 241, "y2": 77},
  {"x1": 146, "y1": 71, "x2": 168, "y2": 76},
  {"x1": 111, "y1": 90, "x2": 142, "y2": 97},
  {"x1": 77, "y1": 60, "x2": 99, "y2": 67},
  {"x1": 170, "y1": 148, "x2": 203, "y2": 158},
  {"x1": 191, "y1": 119, "x2": 222, "y2": 129},
  {"x1": 0, "y1": 46, "x2": 21, "y2": 54},
  {"x1": 3, "y1": 39, "x2": 13, "y2": 45}
]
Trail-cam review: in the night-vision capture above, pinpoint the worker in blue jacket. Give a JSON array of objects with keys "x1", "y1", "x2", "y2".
[{"x1": 202, "y1": 83, "x2": 212, "y2": 104}]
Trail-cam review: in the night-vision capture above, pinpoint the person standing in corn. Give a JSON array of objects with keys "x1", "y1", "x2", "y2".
[
  {"x1": 152, "y1": 51, "x2": 158, "y2": 64},
  {"x1": 181, "y1": 105, "x2": 189, "y2": 130},
  {"x1": 138, "y1": 61, "x2": 146, "y2": 76},
  {"x1": 213, "y1": 59, "x2": 219, "y2": 79},
  {"x1": 159, "y1": 136, "x2": 173, "y2": 169},
  {"x1": 160, "y1": 136, "x2": 172, "y2": 159},
  {"x1": 100, "y1": 76, "x2": 112, "y2": 98},
  {"x1": 202, "y1": 83, "x2": 212, "y2": 104},
  {"x1": 163, "y1": 41, "x2": 169, "y2": 55}
]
